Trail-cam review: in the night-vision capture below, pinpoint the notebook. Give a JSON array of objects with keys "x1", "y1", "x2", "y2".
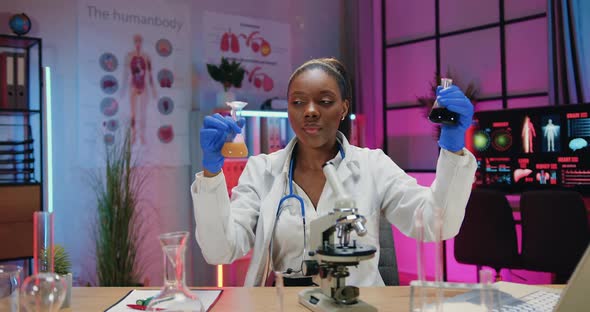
[{"x1": 104, "y1": 289, "x2": 222, "y2": 312}]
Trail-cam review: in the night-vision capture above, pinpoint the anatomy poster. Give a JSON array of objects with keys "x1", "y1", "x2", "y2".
[
  {"x1": 78, "y1": 0, "x2": 190, "y2": 166},
  {"x1": 202, "y1": 11, "x2": 291, "y2": 108}
]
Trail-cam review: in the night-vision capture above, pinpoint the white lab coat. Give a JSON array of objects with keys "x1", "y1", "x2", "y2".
[{"x1": 191, "y1": 132, "x2": 476, "y2": 286}]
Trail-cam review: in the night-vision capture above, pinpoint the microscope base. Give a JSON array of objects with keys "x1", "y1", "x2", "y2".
[{"x1": 298, "y1": 288, "x2": 377, "y2": 312}]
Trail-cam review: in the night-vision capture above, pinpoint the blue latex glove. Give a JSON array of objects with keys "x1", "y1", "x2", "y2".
[
  {"x1": 200, "y1": 113, "x2": 245, "y2": 173},
  {"x1": 436, "y1": 85, "x2": 474, "y2": 152}
]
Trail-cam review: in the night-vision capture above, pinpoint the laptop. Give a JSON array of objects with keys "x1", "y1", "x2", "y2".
[
  {"x1": 446, "y1": 244, "x2": 590, "y2": 311},
  {"x1": 553, "y1": 243, "x2": 590, "y2": 311}
]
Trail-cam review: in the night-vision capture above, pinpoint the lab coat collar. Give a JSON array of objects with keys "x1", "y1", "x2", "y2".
[{"x1": 265, "y1": 131, "x2": 358, "y2": 181}]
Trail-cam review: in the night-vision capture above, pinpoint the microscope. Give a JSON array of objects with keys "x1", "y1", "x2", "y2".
[{"x1": 298, "y1": 161, "x2": 377, "y2": 312}]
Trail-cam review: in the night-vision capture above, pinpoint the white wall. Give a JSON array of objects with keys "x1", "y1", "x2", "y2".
[{"x1": 0, "y1": 0, "x2": 343, "y2": 286}]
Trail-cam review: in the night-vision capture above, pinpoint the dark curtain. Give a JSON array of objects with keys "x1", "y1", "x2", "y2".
[{"x1": 549, "y1": 0, "x2": 590, "y2": 105}]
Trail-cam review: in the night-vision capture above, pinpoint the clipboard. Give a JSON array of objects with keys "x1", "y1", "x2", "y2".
[{"x1": 103, "y1": 289, "x2": 223, "y2": 312}]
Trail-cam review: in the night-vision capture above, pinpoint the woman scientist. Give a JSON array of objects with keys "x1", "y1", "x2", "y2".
[{"x1": 192, "y1": 58, "x2": 477, "y2": 287}]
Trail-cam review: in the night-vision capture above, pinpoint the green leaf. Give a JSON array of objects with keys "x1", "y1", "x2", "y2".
[{"x1": 206, "y1": 64, "x2": 222, "y2": 82}]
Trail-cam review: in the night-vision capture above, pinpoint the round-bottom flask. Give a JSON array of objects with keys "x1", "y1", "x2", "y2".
[
  {"x1": 147, "y1": 231, "x2": 204, "y2": 312},
  {"x1": 20, "y1": 273, "x2": 67, "y2": 312}
]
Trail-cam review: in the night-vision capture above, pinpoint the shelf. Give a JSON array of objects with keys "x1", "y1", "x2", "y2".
[
  {"x1": 0, "y1": 34, "x2": 43, "y2": 261},
  {"x1": 0, "y1": 108, "x2": 41, "y2": 115},
  {"x1": 0, "y1": 35, "x2": 41, "y2": 49},
  {"x1": 0, "y1": 181, "x2": 41, "y2": 186}
]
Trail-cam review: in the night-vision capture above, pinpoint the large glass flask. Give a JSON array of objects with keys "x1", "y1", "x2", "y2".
[
  {"x1": 410, "y1": 206, "x2": 501, "y2": 311},
  {"x1": 146, "y1": 231, "x2": 204, "y2": 312},
  {"x1": 20, "y1": 212, "x2": 67, "y2": 312},
  {"x1": 220, "y1": 101, "x2": 248, "y2": 158},
  {"x1": 20, "y1": 273, "x2": 67, "y2": 312},
  {"x1": 428, "y1": 78, "x2": 458, "y2": 126}
]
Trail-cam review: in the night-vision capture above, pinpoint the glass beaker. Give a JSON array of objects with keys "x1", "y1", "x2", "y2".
[
  {"x1": 428, "y1": 78, "x2": 459, "y2": 126},
  {"x1": 0, "y1": 265, "x2": 22, "y2": 312},
  {"x1": 146, "y1": 231, "x2": 204, "y2": 312},
  {"x1": 220, "y1": 101, "x2": 249, "y2": 158}
]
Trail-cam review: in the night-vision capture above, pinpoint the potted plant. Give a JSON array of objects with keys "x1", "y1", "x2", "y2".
[
  {"x1": 207, "y1": 57, "x2": 246, "y2": 107},
  {"x1": 418, "y1": 70, "x2": 479, "y2": 139},
  {"x1": 91, "y1": 127, "x2": 148, "y2": 286},
  {"x1": 206, "y1": 56, "x2": 246, "y2": 92}
]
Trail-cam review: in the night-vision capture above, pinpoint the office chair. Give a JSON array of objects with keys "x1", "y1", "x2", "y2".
[
  {"x1": 520, "y1": 190, "x2": 589, "y2": 284},
  {"x1": 454, "y1": 188, "x2": 521, "y2": 281},
  {"x1": 379, "y1": 214, "x2": 399, "y2": 285}
]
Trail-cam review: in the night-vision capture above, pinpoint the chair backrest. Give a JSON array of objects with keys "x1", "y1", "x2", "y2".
[
  {"x1": 454, "y1": 188, "x2": 520, "y2": 271},
  {"x1": 520, "y1": 190, "x2": 589, "y2": 282},
  {"x1": 378, "y1": 214, "x2": 399, "y2": 286}
]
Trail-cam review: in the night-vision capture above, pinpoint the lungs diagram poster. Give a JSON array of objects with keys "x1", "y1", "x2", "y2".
[
  {"x1": 202, "y1": 11, "x2": 291, "y2": 106},
  {"x1": 78, "y1": 0, "x2": 190, "y2": 166}
]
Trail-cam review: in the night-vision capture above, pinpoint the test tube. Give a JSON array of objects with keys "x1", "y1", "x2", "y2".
[
  {"x1": 428, "y1": 78, "x2": 459, "y2": 125},
  {"x1": 414, "y1": 207, "x2": 425, "y2": 282},
  {"x1": 275, "y1": 271, "x2": 284, "y2": 312},
  {"x1": 479, "y1": 269, "x2": 498, "y2": 311},
  {"x1": 433, "y1": 206, "x2": 444, "y2": 284},
  {"x1": 33, "y1": 211, "x2": 54, "y2": 274},
  {"x1": 433, "y1": 206, "x2": 444, "y2": 312}
]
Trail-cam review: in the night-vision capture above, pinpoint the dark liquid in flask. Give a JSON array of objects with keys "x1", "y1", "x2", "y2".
[{"x1": 429, "y1": 107, "x2": 459, "y2": 126}]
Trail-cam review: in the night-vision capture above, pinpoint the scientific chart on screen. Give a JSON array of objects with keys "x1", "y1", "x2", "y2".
[{"x1": 468, "y1": 105, "x2": 590, "y2": 194}]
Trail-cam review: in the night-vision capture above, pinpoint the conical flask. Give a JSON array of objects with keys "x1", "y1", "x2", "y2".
[
  {"x1": 428, "y1": 78, "x2": 459, "y2": 125},
  {"x1": 147, "y1": 231, "x2": 204, "y2": 312},
  {"x1": 221, "y1": 101, "x2": 249, "y2": 158}
]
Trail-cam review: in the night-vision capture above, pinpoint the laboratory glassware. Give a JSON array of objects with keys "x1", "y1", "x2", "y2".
[
  {"x1": 20, "y1": 212, "x2": 67, "y2": 312},
  {"x1": 428, "y1": 78, "x2": 459, "y2": 126},
  {"x1": 410, "y1": 206, "x2": 501, "y2": 311},
  {"x1": 146, "y1": 231, "x2": 204, "y2": 312},
  {"x1": 221, "y1": 101, "x2": 249, "y2": 158},
  {"x1": 0, "y1": 265, "x2": 22, "y2": 312}
]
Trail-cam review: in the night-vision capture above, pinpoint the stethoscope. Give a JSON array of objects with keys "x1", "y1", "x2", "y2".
[{"x1": 269, "y1": 143, "x2": 346, "y2": 275}]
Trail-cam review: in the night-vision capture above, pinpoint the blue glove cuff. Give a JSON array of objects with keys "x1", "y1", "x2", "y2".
[
  {"x1": 438, "y1": 135, "x2": 465, "y2": 153},
  {"x1": 202, "y1": 150, "x2": 224, "y2": 173},
  {"x1": 438, "y1": 141, "x2": 464, "y2": 153}
]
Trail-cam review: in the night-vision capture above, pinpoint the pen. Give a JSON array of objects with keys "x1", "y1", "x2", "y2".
[
  {"x1": 127, "y1": 304, "x2": 165, "y2": 311},
  {"x1": 136, "y1": 296, "x2": 154, "y2": 306}
]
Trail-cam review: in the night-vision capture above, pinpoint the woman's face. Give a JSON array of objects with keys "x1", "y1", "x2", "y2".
[{"x1": 288, "y1": 68, "x2": 349, "y2": 150}]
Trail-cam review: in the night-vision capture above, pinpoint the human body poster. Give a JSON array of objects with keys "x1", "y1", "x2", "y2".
[
  {"x1": 78, "y1": 0, "x2": 190, "y2": 166},
  {"x1": 202, "y1": 11, "x2": 291, "y2": 106}
]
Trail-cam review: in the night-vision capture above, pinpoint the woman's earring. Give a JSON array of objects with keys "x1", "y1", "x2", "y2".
[{"x1": 341, "y1": 116, "x2": 345, "y2": 121}]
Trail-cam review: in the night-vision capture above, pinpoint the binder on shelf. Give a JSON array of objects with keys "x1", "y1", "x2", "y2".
[
  {"x1": 0, "y1": 53, "x2": 8, "y2": 109},
  {"x1": 3, "y1": 52, "x2": 16, "y2": 109},
  {"x1": 15, "y1": 53, "x2": 28, "y2": 109}
]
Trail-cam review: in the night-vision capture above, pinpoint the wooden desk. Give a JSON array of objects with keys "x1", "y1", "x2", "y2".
[
  {"x1": 68, "y1": 286, "x2": 414, "y2": 311},
  {"x1": 68, "y1": 285, "x2": 564, "y2": 312}
]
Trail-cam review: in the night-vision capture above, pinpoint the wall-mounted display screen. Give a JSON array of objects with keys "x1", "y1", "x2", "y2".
[{"x1": 466, "y1": 104, "x2": 590, "y2": 194}]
